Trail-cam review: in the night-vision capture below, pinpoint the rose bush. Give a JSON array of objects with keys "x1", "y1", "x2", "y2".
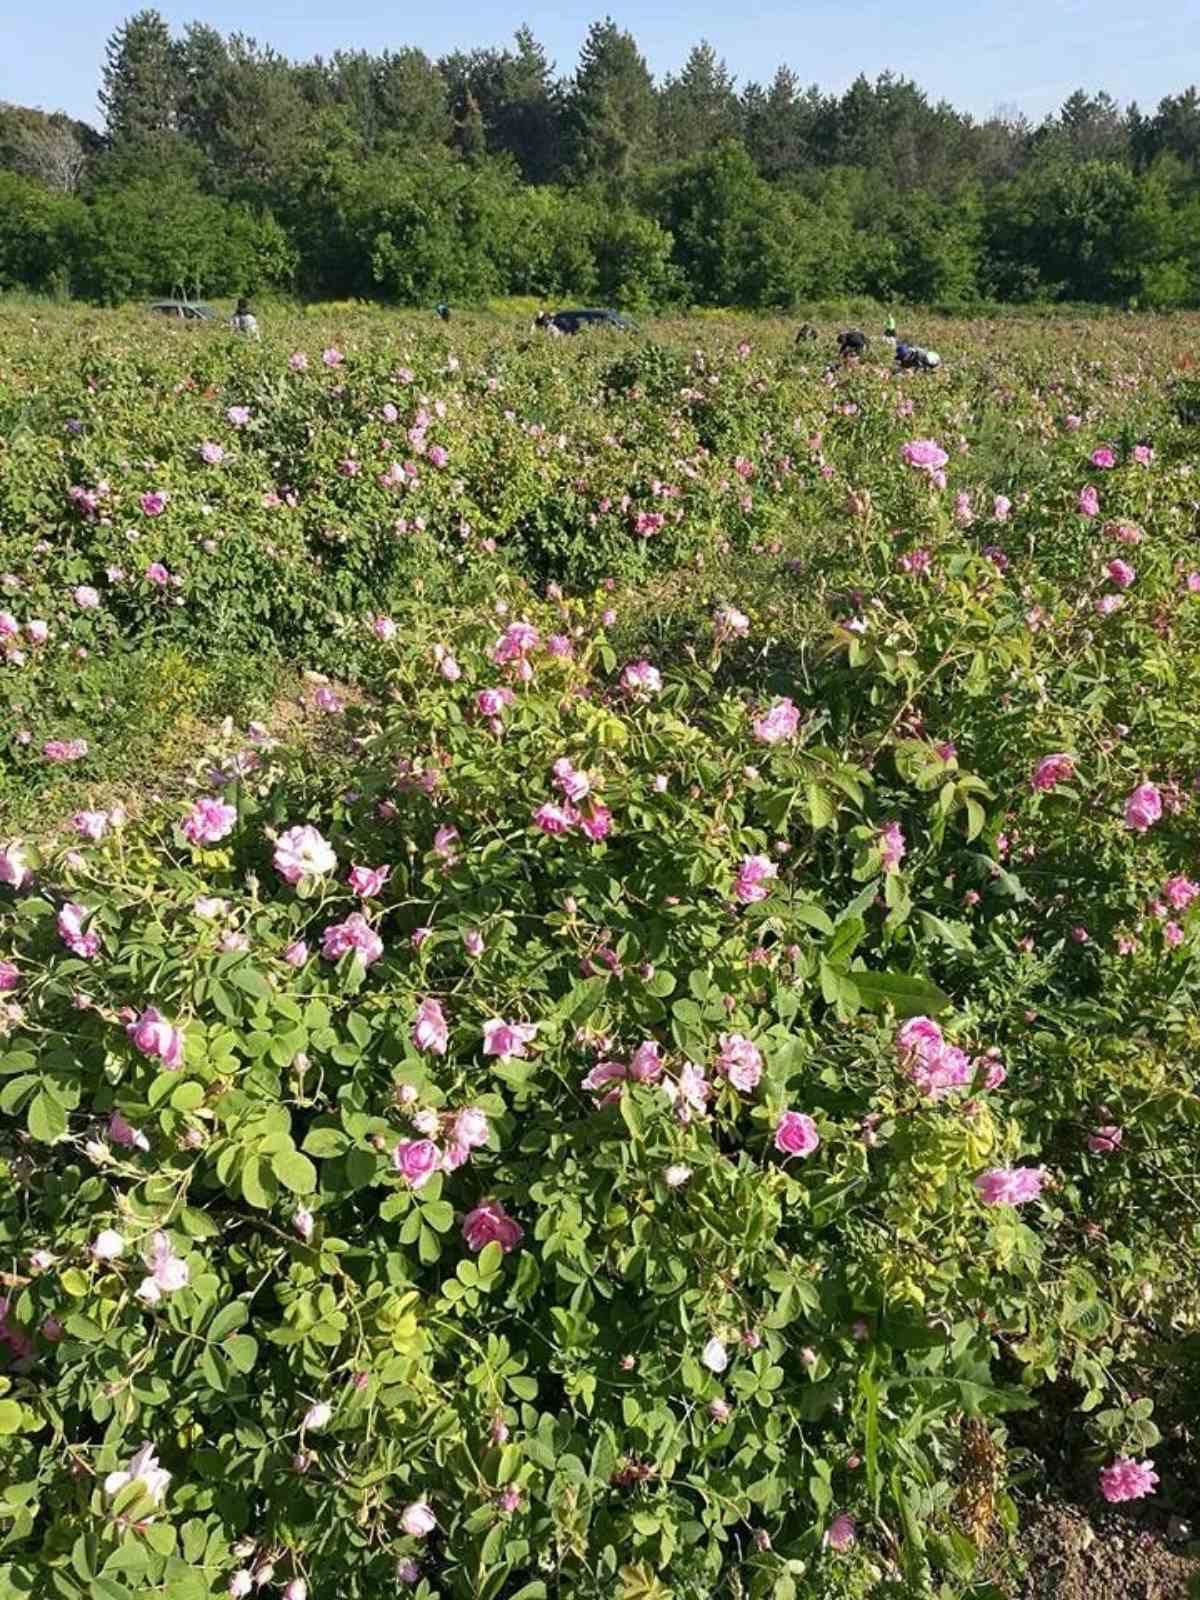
[{"x1": 2, "y1": 307, "x2": 1200, "y2": 1598}]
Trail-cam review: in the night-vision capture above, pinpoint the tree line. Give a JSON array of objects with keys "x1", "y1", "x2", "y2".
[{"x1": 3, "y1": 10, "x2": 1200, "y2": 308}]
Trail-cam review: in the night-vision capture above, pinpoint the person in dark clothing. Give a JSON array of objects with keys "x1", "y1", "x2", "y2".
[
  {"x1": 895, "y1": 341, "x2": 942, "y2": 371},
  {"x1": 837, "y1": 328, "x2": 868, "y2": 359},
  {"x1": 230, "y1": 297, "x2": 259, "y2": 339},
  {"x1": 795, "y1": 322, "x2": 819, "y2": 344},
  {"x1": 435, "y1": 303, "x2": 451, "y2": 322}
]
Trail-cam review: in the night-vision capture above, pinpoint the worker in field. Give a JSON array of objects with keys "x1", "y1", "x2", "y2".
[
  {"x1": 895, "y1": 340, "x2": 942, "y2": 371},
  {"x1": 795, "y1": 322, "x2": 818, "y2": 344},
  {"x1": 230, "y1": 298, "x2": 260, "y2": 339},
  {"x1": 436, "y1": 303, "x2": 451, "y2": 323},
  {"x1": 884, "y1": 311, "x2": 897, "y2": 338},
  {"x1": 836, "y1": 328, "x2": 868, "y2": 360}
]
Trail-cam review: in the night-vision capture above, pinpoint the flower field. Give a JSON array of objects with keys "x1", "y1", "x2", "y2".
[{"x1": 2, "y1": 304, "x2": 1200, "y2": 1600}]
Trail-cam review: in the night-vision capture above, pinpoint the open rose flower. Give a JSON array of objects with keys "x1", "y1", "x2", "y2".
[
  {"x1": 104, "y1": 1442, "x2": 171, "y2": 1507},
  {"x1": 392, "y1": 1140, "x2": 440, "y2": 1189},
  {"x1": 274, "y1": 824, "x2": 337, "y2": 883},
  {"x1": 412, "y1": 997, "x2": 449, "y2": 1054},
  {"x1": 1098, "y1": 1457, "x2": 1158, "y2": 1503},
  {"x1": 127, "y1": 1007, "x2": 185, "y2": 1068},
  {"x1": 483, "y1": 1018, "x2": 538, "y2": 1060},
  {"x1": 774, "y1": 1110, "x2": 820, "y2": 1157},
  {"x1": 321, "y1": 913, "x2": 383, "y2": 967},
  {"x1": 463, "y1": 1199, "x2": 523, "y2": 1253},
  {"x1": 182, "y1": 797, "x2": 237, "y2": 846},
  {"x1": 752, "y1": 697, "x2": 800, "y2": 744},
  {"x1": 734, "y1": 854, "x2": 777, "y2": 904},
  {"x1": 1124, "y1": 783, "x2": 1162, "y2": 833},
  {"x1": 974, "y1": 1166, "x2": 1046, "y2": 1206}
]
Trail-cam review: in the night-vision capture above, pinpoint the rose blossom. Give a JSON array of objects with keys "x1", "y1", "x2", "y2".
[
  {"x1": 182, "y1": 797, "x2": 237, "y2": 846},
  {"x1": 104, "y1": 1442, "x2": 171, "y2": 1506},
  {"x1": 321, "y1": 913, "x2": 383, "y2": 967},
  {"x1": 620, "y1": 659, "x2": 662, "y2": 696},
  {"x1": 482, "y1": 1018, "x2": 537, "y2": 1060},
  {"x1": 1098, "y1": 1457, "x2": 1158, "y2": 1503},
  {"x1": 752, "y1": 697, "x2": 800, "y2": 744},
  {"x1": 127, "y1": 1007, "x2": 185, "y2": 1068},
  {"x1": 1032, "y1": 753, "x2": 1074, "y2": 791},
  {"x1": 400, "y1": 1502, "x2": 436, "y2": 1538},
  {"x1": 734, "y1": 854, "x2": 776, "y2": 905},
  {"x1": 274, "y1": 824, "x2": 337, "y2": 883},
  {"x1": 714, "y1": 1033, "x2": 763, "y2": 1092},
  {"x1": 1088, "y1": 1125, "x2": 1123, "y2": 1154},
  {"x1": 774, "y1": 1110, "x2": 820, "y2": 1157},
  {"x1": 347, "y1": 863, "x2": 390, "y2": 898},
  {"x1": 412, "y1": 997, "x2": 448, "y2": 1054},
  {"x1": 1124, "y1": 783, "x2": 1162, "y2": 832},
  {"x1": 825, "y1": 1513, "x2": 857, "y2": 1551},
  {"x1": 392, "y1": 1140, "x2": 440, "y2": 1189},
  {"x1": 462, "y1": 1200, "x2": 523, "y2": 1253},
  {"x1": 974, "y1": 1166, "x2": 1046, "y2": 1206}
]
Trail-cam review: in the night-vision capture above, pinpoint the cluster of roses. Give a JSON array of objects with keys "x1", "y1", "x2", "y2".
[
  {"x1": 532, "y1": 757, "x2": 613, "y2": 842},
  {"x1": 894, "y1": 1015, "x2": 1005, "y2": 1101}
]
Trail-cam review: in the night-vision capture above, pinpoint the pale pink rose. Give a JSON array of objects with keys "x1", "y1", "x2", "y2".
[
  {"x1": 1032, "y1": 753, "x2": 1074, "y2": 791},
  {"x1": 1132, "y1": 444, "x2": 1153, "y2": 464},
  {"x1": 182, "y1": 797, "x2": 237, "y2": 846},
  {"x1": 92, "y1": 1229, "x2": 126, "y2": 1261},
  {"x1": 714, "y1": 1033, "x2": 763, "y2": 1092},
  {"x1": 25, "y1": 619, "x2": 49, "y2": 644},
  {"x1": 58, "y1": 901, "x2": 100, "y2": 959},
  {"x1": 321, "y1": 913, "x2": 383, "y2": 967},
  {"x1": 140, "y1": 491, "x2": 168, "y2": 517},
  {"x1": 392, "y1": 1140, "x2": 440, "y2": 1189},
  {"x1": 752, "y1": 697, "x2": 800, "y2": 745},
  {"x1": 620, "y1": 659, "x2": 662, "y2": 696},
  {"x1": 877, "y1": 821, "x2": 906, "y2": 871},
  {"x1": 108, "y1": 1111, "x2": 150, "y2": 1152},
  {"x1": 283, "y1": 940, "x2": 309, "y2": 967},
  {"x1": 824, "y1": 1513, "x2": 857, "y2": 1551},
  {"x1": 628, "y1": 1040, "x2": 664, "y2": 1083},
  {"x1": 463, "y1": 928, "x2": 485, "y2": 957},
  {"x1": 774, "y1": 1110, "x2": 819, "y2": 1157},
  {"x1": 347, "y1": 863, "x2": 390, "y2": 898},
  {"x1": 734, "y1": 854, "x2": 777, "y2": 904},
  {"x1": 1098, "y1": 1457, "x2": 1158, "y2": 1503},
  {"x1": 412, "y1": 997, "x2": 448, "y2": 1054},
  {"x1": 992, "y1": 494, "x2": 1011, "y2": 522},
  {"x1": 1163, "y1": 875, "x2": 1200, "y2": 910},
  {"x1": 126, "y1": 1007, "x2": 185, "y2": 1068},
  {"x1": 274, "y1": 824, "x2": 337, "y2": 883},
  {"x1": 0, "y1": 843, "x2": 30, "y2": 890},
  {"x1": 1124, "y1": 783, "x2": 1162, "y2": 832},
  {"x1": 483, "y1": 1018, "x2": 537, "y2": 1060},
  {"x1": 974, "y1": 1166, "x2": 1046, "y2": 1205},
  {"x1": 552, "y1": 757, "x2": 590, "y2": 802},
  {"x1": 1078, "y1": 485, "x2": 1100, "y2": 517},
  {"x1": 451, "y1": 1107, "x2": 490, "y2": 1149},
  {"x1": 462, "y1": 1199, "x2": 523, "y2": 1252},
  {"x1": 292, "y1": 1208, "x2": 314, "y2": 1242},
  {"x1": 0, "y1": 960, "x2": 19, "y2": 992},
  {"x1": 73, "y1": 810, "x2": 109, "y2": 842},
  {"x1": 900, "y1": 438, "x2": 949, "y2": 472},
  {"x1": 400, "y1": 1501, "x2": 437, "y2": 1538},
  {"x1": 1091, "y1": 446, "x2": 1116, "y2": 468}
]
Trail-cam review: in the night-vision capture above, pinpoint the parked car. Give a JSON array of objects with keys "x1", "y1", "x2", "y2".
[
  {"x1": 548, "y1": 308, "x2": 635, "y2": 335},
  {"x1": 148, "y1": 300, "x2": 215, "y2": 321}
]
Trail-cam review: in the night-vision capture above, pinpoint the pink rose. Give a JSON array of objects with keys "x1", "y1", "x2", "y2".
[
  {"x1": 400, "y1": 1501, "x2": 436, "y2": 1537},
  {"x1": 1078, "y1": 485, "x2": 1100, "y2": 518},
  {"x1": 1087, "y1": 1125, "x2": 1122, "y2": 1154},
  {"x1": 392, "y1": 1140, "x2": 440, "y2": 1189},
  {"x1": 1124, "y1": 783, "x2": 1162, "y2": 833},
  {"x1": 1106, "y1": 559, "x2": 1135, "y2": 589},
  {"x1": 734, "y1": 854, "x2": 777, "y2": 905},
  {"x1": 620, "y1": 659, "x2": 662, "y2": 696},
  {"x1": 824, "y1": 1513, "x2": 856, "y2": 1550},
  {"x1": 274, "y1": 824, "x2": 337, "y2": 883},
  {"x1": 1090, "y1": 446, "x2": 1116, "y2": 468},
  {"x1": 462, "y1": 1199, "x2": 523, "y2": 1253},
  {"x1": 1031, "y1": 753, "x2": 1074, "y2": 791},
  {"x1": 482, "y1": 1018, "x2": 537, "y2": 1060},
  {"x1": 412, "y1": 997, "x2": 448, "y2": 1055},
  {"x1": 774, "y1": 1110, "x2": 820, "y2": 1157},
  {"x1": 877, "y1": 821, "x2": 906, "y2": 872},
  {"x1": 973, "y1": 1166, "x2": 1046, "y2": 1206},
  {"x1": 1098, "y1": 1457, "x2": 1158, "y2": 1503},
  {"x1": 126, "y1": 1007, "x2": 185, "y2": 1068},
  {"x1": 321, "y1": 913, "x2": 383, "y2": 967},
  {"x1": 182, "y1": 797, "x2": 237, "y2": 846},
  {"x1": 714, "y1": 1032, "x2": 763, "y2": 1092},
  {"x1": 533, "y1": 801, "x2": 578, "y2": 835},
  {"x1": 752, "y1": 697, "x2": 800, "y2": 745},
  {"x1": 347, "y1": 863, "x2": 390, "y2": 898}
]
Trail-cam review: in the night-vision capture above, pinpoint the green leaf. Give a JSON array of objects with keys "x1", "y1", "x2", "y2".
[
  {"x1": 301, "y1": 1126, "x2": 349, "y2": 1157},
  {"x1": 27, "y1": 1091, "x2": 67, "y2": 1144},
  {"x1": 241, "y1": 1158, "x2": 277, "y2": 1209},
  {"x1": 209, "y1": 1303, "x2": 248, "y2": 1340},
  {"x1": 272, "y1": 1149, "x2": 317, "y2": 1195},
  {"x1": 645, "y1": 968, "x2": 676, "y2": 997},
  {"x1": 229, "y1": 965, "x2": 272, "y2": 1000},
  {"x1": 225, "y1": 1335, "x2": 258, "y2": 1373},
  {"x1": 807, "y1": 781, "x2": 835, "y2": 830},
  {"x1": 851, "y1": 970, "x2": 951, "y2": 1018},
  {"x1": 0, "y1": 1400, "x2": 25, "y2": 1435}
]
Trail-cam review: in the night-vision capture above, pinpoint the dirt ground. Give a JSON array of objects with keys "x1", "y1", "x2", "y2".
[{"x1": 1017, "y1": 1500, "x2": 1199, "y2": 1600}]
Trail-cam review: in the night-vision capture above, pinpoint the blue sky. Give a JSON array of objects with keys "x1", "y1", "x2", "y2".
[{"x1": 5, "y1": 0, "x2": 1198, "y2": 129}]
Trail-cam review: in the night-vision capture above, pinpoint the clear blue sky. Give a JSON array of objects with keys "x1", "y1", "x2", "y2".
[{"x1": 4, "y1": 0, "x2": 1198, "y2": 129}]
